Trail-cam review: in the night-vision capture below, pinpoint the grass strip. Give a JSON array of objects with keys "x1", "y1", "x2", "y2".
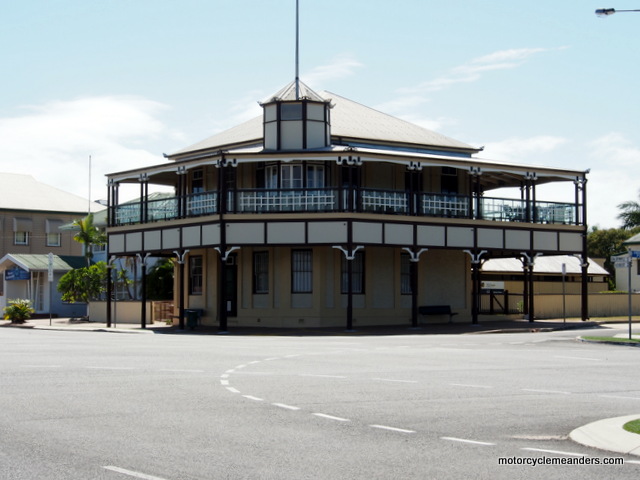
[
  {"x1": 581, "y1": 336, "x2": 640, "y2": 344},
  {"x1": 623, "y1": 419, "x2": 640, "y2": 435}
]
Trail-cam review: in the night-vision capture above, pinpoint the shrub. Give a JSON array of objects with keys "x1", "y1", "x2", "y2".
[{"x1": 3, "y1": 299, "x2": 35, "y2": 324}]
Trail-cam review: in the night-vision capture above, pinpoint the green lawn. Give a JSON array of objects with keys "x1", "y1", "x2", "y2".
[
  {"x1": 624, "y1": 419, "x2": 640, "y2": 435},
  {"x1": 581, "y1": 336, "x2": 640, "y2": 344}
]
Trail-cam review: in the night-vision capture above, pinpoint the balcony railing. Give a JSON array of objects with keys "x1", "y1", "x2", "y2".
[{"x1": 112, "y1": 188, "x2": 579, "y2": 226}]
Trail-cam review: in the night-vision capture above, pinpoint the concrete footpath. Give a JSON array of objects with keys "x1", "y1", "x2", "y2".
[{"x1": 2, "y1": 316, "x2": 640, "y2": 457}]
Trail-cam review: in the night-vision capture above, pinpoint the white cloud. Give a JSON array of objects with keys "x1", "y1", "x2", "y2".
[
  {"x1": 482, "y1": 135, "x2": 568, "y2": 162},
  {"x1": 587, "y1": 133, "x2": 640, "y2": 229},
  {"x1": 401, "y1": 47, "x2": 559, "y2": 94},
  {"x1": 303, "y1": 54, "x2": 364, "y2": 87},
  {"x1": 0, "y1": 96, "x2": 178, "y2": 202}
]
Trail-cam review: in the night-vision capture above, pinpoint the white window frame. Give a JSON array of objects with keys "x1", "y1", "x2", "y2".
[{"x1": 14, "y1": 231, "x2": 29, "y2": 245}]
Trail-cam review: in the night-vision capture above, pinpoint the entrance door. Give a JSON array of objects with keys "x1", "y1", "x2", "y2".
[{"x1": 225, "y1": 255, "x2": 238, "y2": 317}]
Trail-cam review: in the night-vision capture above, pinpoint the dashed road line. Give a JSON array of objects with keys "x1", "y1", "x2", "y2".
[
  {"x1": 313, "y1": 413, "x2": 350, "y2": 422},
  {"x1": 158, "y1": 369, "x2": 204, "y2": 373},
  {"x1": 242, "y1": 395, "x2": 264, "y2": 401},
  {"x1": 599, "y1": 394, "x2": 640, "y2": 401},
  {"x1": 521, "y1": 389, "x2": 571, "y2": 395},
  {"x1": 521, "y1": 447, "x2": 587, "y2": 457},
  {"x1": 370, "y1": 424, "x2": 415, "y2": 434},
  {"x1": 272, "y1": 403, "x2": 300, "y2": 411},
  {"x1": 86, "y1": 366, "x2": 135, "y2": 370},
  {"x1": 226, "y1": 387, "x2": 240, "y2": 394},
  {"x1": 299, "y1": 374, "x2": 347, "y2": 379},
  {"x1": 220, "y1": 380, "x2": 229, "y2": 386},
  {"x1": 103, "y1": 466, "x2": 168, "y2": 480},
  {"x1": 373, "y1": 378, "x2": 418, "y2": 384},
  {"x1": 441, "y1": 436, "x2": 495, "y2": 446},
  {"x1": 449, "y1": 383, "x2": 493, "y2": 389},
  {"x1": 554, "y1": 355, "x2": 601, "y2": 362},
  {"x1": 22, "y1": 365, "x2": 62, "y2": 368}
]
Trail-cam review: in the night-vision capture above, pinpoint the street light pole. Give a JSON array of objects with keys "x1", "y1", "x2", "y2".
[{"x1": 595, "y1": 8, "x2": 640, "y2": 16}]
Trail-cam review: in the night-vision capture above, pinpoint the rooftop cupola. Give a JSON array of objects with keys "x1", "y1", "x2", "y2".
[{"x1": 261, "y1": 80, "x2": 332, "y2": 151}]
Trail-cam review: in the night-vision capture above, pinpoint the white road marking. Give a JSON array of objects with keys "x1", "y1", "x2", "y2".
[
  {"x1": 22, "y1": 365, "x2": 62, "y2": 368},
  {"x1": 313, "y1": 413, "x2": 350, "y2": 422},
  {"x1": 226, "y1": 387, "x2": 240, "y2": 394},
  {"x1": 225, "y1": 369, "x2": 235, "y2": 373},
  {"x1": 103, "y1": 466, "x2": 168, "y2": 480},
  {"x1": 521, "y1": 447, "x2": 587, "y2": 457},
  {"x1": 299, "y1": 374, "x2": 347, "y2": 379},
  {"x1": 220, "y1": 380, "x2": 229, "y2": 386},
  {"x1": 86, "y1": 366, "x2": 135, "y2": 370},
  {"x1": 284, "y1": 354, "x2": 301, "y2": 358},
  {"x1": 220, "y1": 374, "x2": 229, "y2": 379},
  {"x1": 521, "y1": 388, "x2": 571, "y2": 395},
  {"x1": 370, "y1": 425, "x2": 415, "y2": 434},
  {"x1": 554, "y1": 355, "x2": 601, "y2": 362},
  {"x1": 627, "y1": 460, "x2": 640, "y2": 465},
  {"x1": 264, "y1": 357, "x2": 280, "y2": 361},
  {"x1": 441, "y1": 436, "x2": 495, "y2": 446},
  {"x1": 248, "y1": 360, "x2": 262, "y2": 364},
  {"x1": 235, "y1": 364, "x2": 246, "y2": 369},
  {"x1": 272, "y1": 403, "x2": 300, "y2": 411},
  {"x1": 449, "y1": 383, "x2": 493, "y2": 389},
  {"x1": 599, "y1": 394, "x2": 640, "y2": 401},
  {"x1": 373, "y1": 378, "x2": 418, "y2": 384},
  {"x1": 242, "y1": 395, "x2": 264, "y2": 401},
  {"x1": 158, "y1": 369, "x2": 204, "y2": 373}
]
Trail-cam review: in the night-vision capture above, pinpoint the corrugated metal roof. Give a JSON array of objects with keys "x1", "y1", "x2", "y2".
[
  {"x1": 482, "y1": 255, "x2": 609, "y2": 275},
  {"x1": 170, "y1": 85, "x2": 477, "y2": 157},
  {"x1": 0, "y1": 254, "x2": 85, "y2": 272},
  {"x1": 0, "y1": 173, "x2": 103, "y2": 214}
]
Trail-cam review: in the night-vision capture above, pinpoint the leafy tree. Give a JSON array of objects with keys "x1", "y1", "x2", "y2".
[
  {"x1": 587, "y1": 226, "x2": 640, "y2": 289},
  {"x1": 57, "y1": 262, "x2": 108, "y2": 308},
  {"x1": 618, "y1": 191, "x2": 640, "y2": 230},
  {"x1": 145, "y1": 258, "x2": 174, "y2": 300},
  {"x1": 73, "y1": 214, "x2": 107, "y2": 267}
]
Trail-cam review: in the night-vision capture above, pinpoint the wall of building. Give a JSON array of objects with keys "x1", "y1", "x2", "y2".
[
  {"x1": 174, "y1": 246, "x2": 472, "y2": 328},
  {"x1": 0, "y1": 210, "x2": 84, "y2": 258}
]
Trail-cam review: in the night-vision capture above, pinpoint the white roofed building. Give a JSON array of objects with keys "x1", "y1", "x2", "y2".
[
  {"x1": 105, "y1": 80, "x2": 590, "y2": 330},
  {"x1": 0, "y1": 173, "x2": 103, "y2": 314}
]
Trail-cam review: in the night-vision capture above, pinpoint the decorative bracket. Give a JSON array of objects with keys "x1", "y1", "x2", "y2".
[
  {"x1": 402, "y1": 247, "x2": 428, "y2": 263},
  {"x1": 136, "y1": 253, "x2": 151, "y2": 266},
  {"x1": 406, "y1": 161, "x2": 422, "y2": 171},
  {"x1": 173, "y1": 249, "x2": 190, "y2": 264},
  {"x1": 332, "y1": 245, "x2": 364, "y2": 261},
  {"x1": 215, "y1": 246, "x2": 241, "y2": 262},
  {"x1": 464, "y1": 249, "x2": 487, "y2": 265},
  {"x1": 520, "y1": 252, "x2": 542, "y2": 267}
]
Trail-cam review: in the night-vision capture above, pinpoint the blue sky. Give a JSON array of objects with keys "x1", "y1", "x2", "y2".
[{"x1": 1, "y1": 0, "x2": 639, "y2": 228}]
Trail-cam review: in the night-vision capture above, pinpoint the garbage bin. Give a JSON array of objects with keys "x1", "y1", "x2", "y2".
[{"x1": 185, "y1": 309, "x2": 200, "y2": 330}]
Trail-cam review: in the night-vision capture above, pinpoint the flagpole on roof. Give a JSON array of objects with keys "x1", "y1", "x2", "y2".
[
  {"x1": 295, "y1": 0, "x2": 300, "y2": 100},
  {"x1": 88, "y1": 154, "x2": 92, "y2": 215}
]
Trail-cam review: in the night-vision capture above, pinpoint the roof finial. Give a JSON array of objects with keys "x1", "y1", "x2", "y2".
[{"x1": 295, "y1": 0, "x2": 300, "y2": 100}]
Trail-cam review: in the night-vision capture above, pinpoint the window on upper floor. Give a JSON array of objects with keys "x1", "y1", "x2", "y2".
[
  {"x1": 263, "y1": 163, "x2": 325, "y2": 190},
  {"x1": 441, "y1": 166, "x2": 458, "y2": 194},
  {"x1": 14, "y1": 231, "x2": 29, "y2": 246},
  {"x1": 192, "y1": 169, "x2": 204, "y2": 193}
]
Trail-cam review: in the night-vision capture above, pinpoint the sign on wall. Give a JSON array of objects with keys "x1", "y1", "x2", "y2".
[{"x1": 5, "y1": 267, "x2": 30, "y2": 281}]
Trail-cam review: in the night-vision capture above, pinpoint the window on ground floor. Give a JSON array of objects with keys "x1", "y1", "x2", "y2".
[
  {"x1": 253, "y1": 251, "x2": 269, "y2": 294},
  {"x1": 340, "y1": 251, "x2": 365, "y2": 294},
  {"x1": 292, "y1": 249, "x2": 312, "y2": 293},
  {"x1": 189, "y1": 256, "x2": 203, "y2": 295},
  {"x1": 401, "y1": 253, "x2": 412, "y2": 295}
]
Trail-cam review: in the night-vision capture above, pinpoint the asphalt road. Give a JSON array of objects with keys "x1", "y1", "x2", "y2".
[{"x1": 1, "y1": 326, "x2": 639, "y2": 479}]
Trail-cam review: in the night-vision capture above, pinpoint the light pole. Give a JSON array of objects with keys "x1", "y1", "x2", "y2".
[{"x1": 595, "y1": 8, "x2": 640, "y2": 16}]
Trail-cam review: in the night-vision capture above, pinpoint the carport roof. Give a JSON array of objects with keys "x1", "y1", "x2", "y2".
[{"x1": 0, "y1": 254, "x2": 85, "y2": 272}]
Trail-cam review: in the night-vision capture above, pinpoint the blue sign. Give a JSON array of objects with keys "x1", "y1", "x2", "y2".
[
  {"x1": 631, "y1": 251, "x2": 640, "y2": 258},
  {"x1": 5, "y1": 267, "x2": 30, "y2": 281}
]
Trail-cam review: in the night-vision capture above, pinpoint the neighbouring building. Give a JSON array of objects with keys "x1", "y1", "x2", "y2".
[
  {"x1": 105, "y1": 80, "x2": 589, "y2": 330},
  {"x1": 0, "y1": 172, "x2": 102, "y2": 315}
]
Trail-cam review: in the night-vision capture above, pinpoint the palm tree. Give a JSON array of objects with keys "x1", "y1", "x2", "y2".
[{"x1": 73, "y1": 214, "x2": 107, "y2": 267}]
